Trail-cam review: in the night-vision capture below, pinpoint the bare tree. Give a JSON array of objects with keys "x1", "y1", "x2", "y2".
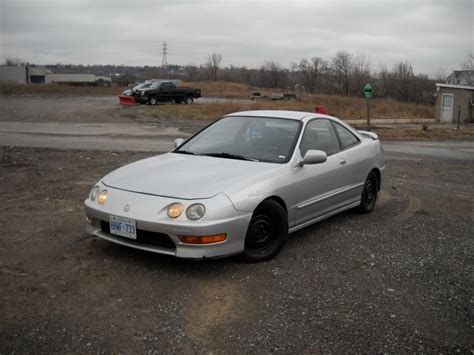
[
  {"x1": 392, "y1": 61, "x2": 416, "y2": 101},
  {"x1": 435, "y1": 66, "x2": 448, "y2": 82},
  {"x1": 461, "y1": 51, "x2": 474, "y2": 70},
  {"x1": 184, "y1": 65, "x2": 199, "y2": 81},
  {"x1": 259, "y1": 61, "x2": 287, "y2": 89},
  {"x1": 461, "y1": 51, "x2": 473, "y2": 86},
  {"x1": 3, "y1": 57, "x2": 25, "y2": 66},
  {"x1": 351, "y1": 53, "x2": 370, "y2": 95},
  {"x1": 377, "y1": 64, "x2": 391, "y2": 98},
  {"x1": 331, "y1": 50, "x2": 353, "y2": 95},
  {"x1": 297, "y1": 57, "x2": 327, "y2": 93},
  {"x1": 206, "y1": 52, "x2": 222, "y2": 81}
]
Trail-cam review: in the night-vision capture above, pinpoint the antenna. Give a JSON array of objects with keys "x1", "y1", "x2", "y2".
[{"x1": 161, "y1": 42, "x2": 168, "y2": 68}]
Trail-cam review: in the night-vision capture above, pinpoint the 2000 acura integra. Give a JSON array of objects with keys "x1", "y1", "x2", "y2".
[{"x1": 84, "y1": 110, "x2": 384, "y2": 262}]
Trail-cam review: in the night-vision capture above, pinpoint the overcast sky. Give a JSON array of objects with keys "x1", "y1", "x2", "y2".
[{"x1": 0, "y1": 0, "x2": 472, "y2": 76}]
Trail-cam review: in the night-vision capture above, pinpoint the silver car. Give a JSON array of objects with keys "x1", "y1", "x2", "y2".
[{"x1": 84, "y1": 110, "x2": 384, "y2": 262}]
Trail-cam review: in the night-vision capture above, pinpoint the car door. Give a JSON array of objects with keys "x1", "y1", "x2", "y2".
[
  {"x1": 158, "y1": 82, "x2": 172, "y2": 101},
  {"x1": 331, "y1": 121, "x2": 367, "y2": 206},
  {"x1": 293, "y1": 119, "x2": 347, "y2": 226}
]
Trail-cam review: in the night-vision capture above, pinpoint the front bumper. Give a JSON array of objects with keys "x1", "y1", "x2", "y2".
[
  {"x1": 84, "y1": 187, "x2": 252, "y2": 259},
  {"x1": 134, "y1": 95, "x2": 148, "y2": 104}
]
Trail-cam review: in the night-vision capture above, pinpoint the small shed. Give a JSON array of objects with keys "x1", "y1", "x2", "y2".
[{"x1": 435, "y1": 83, "x2": 474, "y2": 124}]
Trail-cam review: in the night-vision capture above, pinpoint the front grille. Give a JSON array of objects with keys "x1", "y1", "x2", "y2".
[{"x1": 100, "y1": 221, "x2": 176, "y2": 249}]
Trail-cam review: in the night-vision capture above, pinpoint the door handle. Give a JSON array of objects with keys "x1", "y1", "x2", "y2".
[{"x1": 339, "y1": 159, "x2": 347, "y2": 165}]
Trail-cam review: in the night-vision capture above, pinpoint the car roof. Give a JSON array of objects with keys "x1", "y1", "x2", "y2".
[{"x1": 225, "y1": 110, "x2": 332, "y2": 121}]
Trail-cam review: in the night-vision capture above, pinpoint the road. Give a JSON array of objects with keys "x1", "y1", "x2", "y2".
[{"x1": 1, "y1": 121, "x2": 473, "y2": 160}]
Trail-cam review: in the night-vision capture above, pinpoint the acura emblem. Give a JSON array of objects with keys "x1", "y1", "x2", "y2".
[{"x1": 123, "y1": 204, "x2": 130, "y2": 212}]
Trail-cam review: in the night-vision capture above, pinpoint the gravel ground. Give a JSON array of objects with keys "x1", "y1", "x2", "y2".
[{"x1": 0, "y1": 147, "x2": 473, "y2": 353}]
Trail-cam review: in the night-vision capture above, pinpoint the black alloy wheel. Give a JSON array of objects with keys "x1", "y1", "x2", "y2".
[
  {"x1": 357, "y1": 171, "x2": 378, "y2": 213},
  {"x1": 240, "y1": 199, "x2": 288, "y2": 262}
]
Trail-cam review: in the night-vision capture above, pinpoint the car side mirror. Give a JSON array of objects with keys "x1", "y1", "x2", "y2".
[
  {"x1": 298, "y1": 149, "x2": 327, "y2": 166},
  {"x1": 174, "y1": 138, "x2": 184, "y2": 149}
]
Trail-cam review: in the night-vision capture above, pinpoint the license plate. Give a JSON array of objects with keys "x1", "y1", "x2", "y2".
[{"x1": 109, "y1": 216, "x2": 137, "y2": 240}]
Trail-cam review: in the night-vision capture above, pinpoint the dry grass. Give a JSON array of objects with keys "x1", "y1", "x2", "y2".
[
  {"x1": 183, "y1": 81, "x2": 434, "y2": 120},
  {"x1": 181, "y1": 81, "x2": 264, "y2": 99},
  {"x1": 143, "y1": 99, "x2": 434, "y2": 122},
  {"x1": 1, "y1": 81, "x2": 435, "y2": 121},
  {"x1": 374, "y1": 127, "x2": 474, "y2": 141},
  {"x1": 143, "y1": 102, "x2": 318, "y2": 121}
]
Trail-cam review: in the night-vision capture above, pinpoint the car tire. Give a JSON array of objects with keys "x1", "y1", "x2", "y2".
[
  {"x1": 240, "y1": 199, "x2": 288, "y2": 262},
  {"x1": 357, "y1": 171, "x2": 378, "y2": 214},
  {"x1": 184, "y1": 96, "x2": 193, "y2": 104},
  {"x1": 175, "y1": 99, "x2": 182, "y2": 104},
  {"x1": 148, "y1": 96, "x2": 158, "y2": 105}
]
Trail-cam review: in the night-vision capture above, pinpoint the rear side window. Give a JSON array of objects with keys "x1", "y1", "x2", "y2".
[
  {"x1": 299, "y1": 119, "x2": 340, "y2": 157},
  {"x1": 334, "y1": 123, "x2": 359, "y2": 149}
]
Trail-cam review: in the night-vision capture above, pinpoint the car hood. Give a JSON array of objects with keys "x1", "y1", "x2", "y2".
[{"x1": 102, "y1": 152, "x2": 283, "y2": 200}]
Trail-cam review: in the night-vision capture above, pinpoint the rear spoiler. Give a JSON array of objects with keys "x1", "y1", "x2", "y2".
[{"x1": 358, "y1": 130, "x2": 379, "y2": 140}]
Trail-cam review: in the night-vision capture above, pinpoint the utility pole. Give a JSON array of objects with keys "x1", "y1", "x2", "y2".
[{"x1": 161, "y1": 42, "x2": 168, "y2": 68}]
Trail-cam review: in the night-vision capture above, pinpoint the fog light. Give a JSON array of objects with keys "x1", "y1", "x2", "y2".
[
  {"x1": 85, "y1": 214, "x2": 93, "y2": 223},
  {"x1": 179, "y1": 234, "x2": 227, "y2": 244},
  {"x1": 98, "y1": 190, "x2": 108, "y2": 205},
  {"x1": 167, "y1": 203, "x2": 184, "y2": 218}
]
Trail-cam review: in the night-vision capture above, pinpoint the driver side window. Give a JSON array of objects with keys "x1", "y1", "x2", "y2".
[{"x1": 299, "y1": 119, "x2": 340, "y2": 157}]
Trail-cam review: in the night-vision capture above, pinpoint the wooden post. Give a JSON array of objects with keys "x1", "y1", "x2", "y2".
[{"x1": 457, "y1": 106, "x2": 461, "y2": 129}]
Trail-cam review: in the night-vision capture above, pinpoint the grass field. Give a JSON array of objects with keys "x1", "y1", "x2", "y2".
[
  {"x1": 1, "y1": 81, "x2": 434, "y2": 121},
  {"x1": 374, "y1": 127, "x2": 474, "y2": 141}
]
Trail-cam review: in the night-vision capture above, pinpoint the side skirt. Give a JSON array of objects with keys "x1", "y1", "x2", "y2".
[{"x1": 288, "y1": 201, "x2": 360, "y2": 234}]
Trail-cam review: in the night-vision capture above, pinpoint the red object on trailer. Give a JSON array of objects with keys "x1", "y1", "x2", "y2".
[
  {"x1": 315, "y1": 105, "x2": 327, "y2": 114},
  {"x1": 119, "y1": 96, "x2": 136, "y2": 106}
]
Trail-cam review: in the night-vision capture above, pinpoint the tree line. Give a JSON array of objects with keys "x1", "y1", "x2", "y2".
[
  {"x1": 192, "y1": 51, "x2": 436, "y2": 104},
  {"x1": 6, "y1": 51, "x2": 472, "y2": 104}
]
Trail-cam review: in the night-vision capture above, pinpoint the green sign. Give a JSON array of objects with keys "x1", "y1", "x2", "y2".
[{"x1": 364, "y1": 83, "x2": 373, "y2": 98}]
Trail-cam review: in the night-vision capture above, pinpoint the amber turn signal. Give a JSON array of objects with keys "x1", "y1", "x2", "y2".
[{"x1": 179, "y1": 234, "x2": 227, "y2": 244}]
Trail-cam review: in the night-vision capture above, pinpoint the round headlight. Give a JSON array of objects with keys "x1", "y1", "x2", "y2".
[
  {"x1": 98, "y1": 190, "x2": 108, "y2": 205},
  {"x1": 167, "y1": 203, "x2": 184, "y2": 218},
  {"x1": 90, "y1": 186, "x2": 100, "y2": 201},
  {"x1": 186, "y1": 203, "x2": 206, "y2": 220}
]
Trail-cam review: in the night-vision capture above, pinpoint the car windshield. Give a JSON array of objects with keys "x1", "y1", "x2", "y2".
[
  {"x1": 175, "y1": 116, "x2": 302, "y2": 163},
  {"x1": 133, "y1": 83, "x2": 147, "y2": 91}
]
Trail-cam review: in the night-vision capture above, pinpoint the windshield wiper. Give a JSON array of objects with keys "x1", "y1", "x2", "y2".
[
  {"x1": 174, "y1": 150, "x2": 197, "y2": 155},
  {"x1": 202, "y1": 152, "x2": 259, "y2": 162}
]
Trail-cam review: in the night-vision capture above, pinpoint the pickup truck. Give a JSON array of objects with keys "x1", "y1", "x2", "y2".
[{"x1": 134, "y1": 82, "x2": 201, "y2": 105}]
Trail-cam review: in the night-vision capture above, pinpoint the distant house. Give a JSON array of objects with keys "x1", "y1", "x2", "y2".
[
  {"x1": 45, "y1": 73, "x2": 112, "y2": 86},
  {"x1": 445, "y1": 70, "x2": 474, "y2": 86},
  {"x1": 0, "y1": 66, "x2": 112, "y2": 86}
]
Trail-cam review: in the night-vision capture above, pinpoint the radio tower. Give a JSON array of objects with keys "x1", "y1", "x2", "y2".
[{"x1": 161, "y1": 42, "x2": 168, "y2": 68}]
